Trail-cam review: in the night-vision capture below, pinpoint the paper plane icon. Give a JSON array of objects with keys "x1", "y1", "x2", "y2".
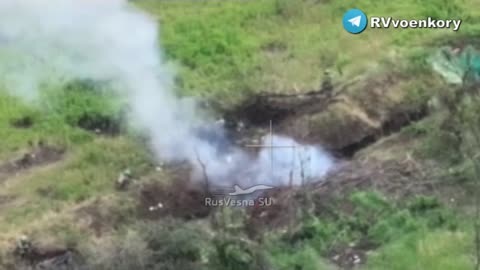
[{"x1": 348, "y1": 16, "x2": 362, "y2": 27}]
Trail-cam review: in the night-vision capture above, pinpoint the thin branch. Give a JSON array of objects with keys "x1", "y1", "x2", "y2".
[{"x1": 194, "y1": 148, "x2": 210, "y2": 195}]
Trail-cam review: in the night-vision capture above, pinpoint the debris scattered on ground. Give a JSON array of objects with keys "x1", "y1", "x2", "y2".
[
  {"x1": 137, "y1": 179, "x2": 211, "y2": 220},
  {"x1": 148, "y1": 202, "x2": 164, "y2": 212},
  {"x1": 0, "y1": 144, "x2": 65, "y2": 183}
]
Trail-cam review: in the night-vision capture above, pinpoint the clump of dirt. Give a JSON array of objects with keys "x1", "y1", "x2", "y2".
[
  {"x1": 0, "y1": 144, "x2": 65, "y2": 182},
  {"x1": 137, "y1": 179, "x2": 212, "y2": 220},
  {"x1": 245, "y1": 187, "x2": 303, "y2": 237}
]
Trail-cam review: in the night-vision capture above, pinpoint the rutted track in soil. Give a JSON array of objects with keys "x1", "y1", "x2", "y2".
[
  {"x1": 0, "y1": 145, "x2": 65, "y2": 183},
  {"x1": 227, "y1": 72, "x2": 429, "y2": 157}
]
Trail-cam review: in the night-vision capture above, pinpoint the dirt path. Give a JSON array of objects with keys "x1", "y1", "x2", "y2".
[{"x1": 0, "y1": 145, "x2": 65, "y2": 184}]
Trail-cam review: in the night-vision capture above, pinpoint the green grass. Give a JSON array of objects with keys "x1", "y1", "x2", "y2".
[
  {"x1": 0, "y1": 0, "x2": 479, "y2": 268},
  {"x1": 268, "y1": 245, "x2": 334, "y2": 270},
  {"x1": 265, "y1": 191, "x2": 462, "y2": 270},
  {"x1": 0, "y1": 92, "x2": 85, "y2": 158},
  {"x1": 135, "y1": 0, "x2": 478, "y2": 106},
  {"x1": 1, "y1": 137, "x2": 151, "y2": 229},
  {"x1": 367, "y1": 230, "x2": 474, "y2": 270},
  {"x1": 0, "y1": 78, "x2": 129, "y2": 156}
]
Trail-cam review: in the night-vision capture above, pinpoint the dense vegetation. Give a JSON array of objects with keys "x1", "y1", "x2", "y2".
[{"x1": 1, "y1": 0, "x2": 480, "y2": 269}]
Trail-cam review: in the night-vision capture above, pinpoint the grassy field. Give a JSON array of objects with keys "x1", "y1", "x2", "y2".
[
  {"x1": 137, "y1": 0, "x2": 479, "y2": 105},
  {"x1": 0, "y1": 0, "x2": 480, "y2": 269}
]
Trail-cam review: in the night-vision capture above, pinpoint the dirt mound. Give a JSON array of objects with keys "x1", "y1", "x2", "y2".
[
  {"x1": 137, "y1": 179, "x2": 212, "y2": 220},
  {"x1": 281, "y1": 72, "x2": 428, "y2": 155},
  {"x1": 229, "y1": 71, "x2": 428, "y2": 156},
  {"x1": 0, "y1": 144, "x2": 65, "y2": 182},
  {"x1": 233, "y1": 89, "x2": 334, "y2": 125}
]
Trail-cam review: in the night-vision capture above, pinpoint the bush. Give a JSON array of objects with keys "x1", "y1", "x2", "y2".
[
  {"x1": 36, "y1": 79, "x2": 124, "y2": 136},
  {"x1": 408, "y1": 196, "x2": 440, "y2": 213},
  {"x1": 140, "y1": 221, "x2": 208, "y2": 270},
  {"x1": 269, "y1": 245, "x2": 330, "y2": 270},
  {"x1": 83, "y1": 221, "x2": 211, "y2": 270},
  {"x1": 211, "y1": 235, "x2": 267, "y2": 270}
]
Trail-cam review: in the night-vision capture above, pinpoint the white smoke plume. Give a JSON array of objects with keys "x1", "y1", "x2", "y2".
[{"x1": 0, "y1": 0, "x2": 334, "y2": 188}]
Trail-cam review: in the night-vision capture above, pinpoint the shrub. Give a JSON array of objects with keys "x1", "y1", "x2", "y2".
[{"x1": 83, "y1": 220, "x2": 211, "y2": 270}]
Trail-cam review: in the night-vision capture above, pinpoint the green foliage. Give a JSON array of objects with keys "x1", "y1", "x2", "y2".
[
  {"x1": 402, "y1": 120, "x2": 431, "y2": 137},
  {"x1": 369, "y1": 210, "x2": 421, "y2": 244},
  {"x1": 350, "y1": 192, "x2": 390, "y2": 212},
  {"x1": 418, "y1": 0, "x2": 464, "y2": 19},
  {"x1": 0, "y1": 78, "x2": 124, "y2": 159},
  {"x1": 274, "y1": 0, "x2": 306, "y2": 19},
  {"x1": 140, "y1": 222, "x2": 208, "y2": 270},
  {"x1": 30, "y1": 138, "x2": 150, "y2": 202},
  {"x1": 211, "y1": 235, "x2": 268, "y2": 270},
  {"x1": 0, "y1": 1, "x2": 479, "y2": 269},
  {"x1": 285, "y1": 217, "x2": 338, "y2": 252},
  {"x1": 269, "y1": 245, "x2": 332, "y2": 270},
  {"x1": 367, "y1": 230, "x2": 474, "y2": 270},
  {"x1": 0, "y1": 137, "x2": 151, "y2": 232},
  {"x1": 268, "y1": 191, "x2": 458, "y2": 268},
  {"x1": 135, "y1": 0, "x2": 475, "y2": 105},
  {"x1": 401, "y1": 49, "x2": 432, "y2": 76},
  {"x1": 408, "y1": 196, "x2": 440, "y2": 213},
  {"x1": 424, "y1": 127, "x2": 464, "y2": 163},
  {"x1": 85, "y1": 221, "x2": 211, "y2": 270},
  {"x1": 41, "y1": 80, "x2": 123, "y2": 133}
]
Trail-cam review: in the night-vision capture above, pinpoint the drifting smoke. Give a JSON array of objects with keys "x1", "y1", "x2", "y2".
[{"x1": 0, "y1": 0, "x2": 334, "y2": 187}]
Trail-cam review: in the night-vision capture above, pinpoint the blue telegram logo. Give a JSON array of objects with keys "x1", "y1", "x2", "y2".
[{"x1": 343, "y1": 9, "x2": 368, "y2": 34}]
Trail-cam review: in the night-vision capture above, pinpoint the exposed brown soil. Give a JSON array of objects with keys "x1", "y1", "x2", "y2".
[
  {"x1": 227, "y1": 72, "x2": 429, "y2": 157},
  {"x1": 0, "y1": 144, "x2": 65, "y2": 183},
  {"x1": 231, "y1": 89, "x2": 335, "y2": 125},
  {"x1": 137, "y1": 179, "x2": 212, "y2": 220},
  {"x1": 14, "y1": 243, "x2": 78, "y2": 270}
]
